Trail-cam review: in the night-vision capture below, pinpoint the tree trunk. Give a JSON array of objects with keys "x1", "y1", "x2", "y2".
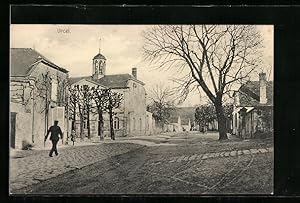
[
  {"x1": 80, "y1": 116, "x2": 84, "y2": 141},
  {"x1": 98, "y1": 110, "x2": 104, "y2": 141},
  {"x1": 109, "y1": 109, "x2": 115, "y2": 140},
  {"x1": 215, "y1": 101, "x2": 228, "y2": 140},
  {"x1": 87, "y1": 110, "x2": 91, "y2": 139},
  {"x1": 72, "y1": 105, "x2": 76, "y2": 130}
]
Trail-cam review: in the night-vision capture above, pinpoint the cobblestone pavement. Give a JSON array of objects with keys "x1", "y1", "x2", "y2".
[
  {"x1": 9, "y1": 143, "x2": 143, "y2": 192},
  {"x1": 146, "y1": 147, "x2": 274, "y2": 165},
  {"x1": 10, "y1": 132, "x2": 274, "y2": 194},
  {"x1": 18, "y1": 144, "x2": 273, "y2": 194}
]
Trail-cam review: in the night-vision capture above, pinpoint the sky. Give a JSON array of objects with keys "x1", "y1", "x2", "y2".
[{"x1": 10, "y1": 24, "x2": 273, "y2": 107}]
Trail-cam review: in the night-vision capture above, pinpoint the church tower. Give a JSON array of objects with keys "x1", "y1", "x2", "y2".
[{"x1": 92, "y1": 38, "x2": 106, "y2": 80}]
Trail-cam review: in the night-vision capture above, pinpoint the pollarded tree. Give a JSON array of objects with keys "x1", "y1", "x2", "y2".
[
  {"x1": 79, "y1": 85, "x2": 93, "y2": 139},
  {"x1": 68, "y1": 85, "x2": 79, "y2": 132},
  {"x1": 74, "y1": 84, "x2": 86, "y2": 140},
  {"x1": 106, "y1": 89, "x2": 123, "y2": 140},
  {"x1": 91, "y1": 86, "x2": 109, "y2": 141},
  {"x1": 143, "y1": 25, "x2": 263, "y2": 140}
]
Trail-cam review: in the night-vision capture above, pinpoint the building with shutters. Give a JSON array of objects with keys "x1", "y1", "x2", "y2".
[
  {"x1": 69, "y1": 50, "x2": 154, "y2": 139},
  {"x1": 10, "y1": 48, "x2": 69, "y2": 149}
]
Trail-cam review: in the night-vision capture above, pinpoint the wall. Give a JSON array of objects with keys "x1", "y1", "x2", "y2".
[
  {"x1": 14, "y1": 112, "x2": 33, "y2": 149},
  {"x1": 10, "y1": 61, "x2": 68, "y2": 149},
  {"x1": 124, "y1": 80, "x2": 148, "y2": 136},
  {"x1": 238, "y1": 109, "x2": 259, "y2": 139}
]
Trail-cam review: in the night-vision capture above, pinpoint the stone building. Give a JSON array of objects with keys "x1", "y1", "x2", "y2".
[
  {"x1": 232, "y1": 73, "x2": 273, "y2": 139},
  {"x1": 10, "y1": 48, "x2": 69, "y2": 149},
  {"x1": 69, "y1": 50, "x2": 153, "y2": 139}
]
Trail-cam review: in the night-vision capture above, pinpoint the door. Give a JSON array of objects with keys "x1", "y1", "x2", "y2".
[{"x1": 10, "y1": 112, "x2": 16, "y2": 148}]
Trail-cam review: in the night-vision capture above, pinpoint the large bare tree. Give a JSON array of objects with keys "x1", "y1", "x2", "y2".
[{"x1": 143, "y1": 25, "x2": 263, "y2": 140}]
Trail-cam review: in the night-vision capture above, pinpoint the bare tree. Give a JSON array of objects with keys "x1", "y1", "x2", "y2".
[
  {"x1": 143, "y1": 25, "x2": 263, "y2": 140},
  {"x1": 57, "y1": 77, "x2": 69, "y2": 107},
  {"x1": 91, "y1": 86, "x2": 109, "y2": 141},
  {"x1": 106, "y1": 89, "x2": 123, "y2": 140},
  {"x1": 75, "y1": 85, "x2": 86, "y2": 140},
  {"x1": 78, "y1": 85, "x2": 93, "y2": 139},
  {"x1": 57, "y1": 77, "x2": 69, "y2": 141},
  {"x1": 68, "y1": 85, "x2": 79, "y2": 132},
  {"x1": 147, "y1": 84, "x2": 175, "y2": 129},
  {"x1": 35, "y1": 71, "x2": 52, "y2": 136}
]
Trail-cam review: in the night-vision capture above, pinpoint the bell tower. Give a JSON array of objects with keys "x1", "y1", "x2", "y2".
[{"x1": 92, "y1": 38, "x2": 106, "y2": 80}]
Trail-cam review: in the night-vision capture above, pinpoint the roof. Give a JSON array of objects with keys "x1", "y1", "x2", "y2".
[
  {"x1": 238, "y1": 80, "x2": 273, "y2": 106},
  {"x1": 69, "y1": 74, "x2": 144, "y2": 89},
  {"x1": 168, "y1": 107, "x2": 195, "y2": 125},
  {"x1": 93, "y1": 53, "x2": 106, "y2": 60},
  {"x1": 10, "y1": 48, "x2": 68, "y2": 76}
]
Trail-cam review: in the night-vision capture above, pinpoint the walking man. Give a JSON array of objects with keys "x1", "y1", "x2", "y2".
[{"x1": 45, "y1": 120, "x2": 63, "y2": 157}]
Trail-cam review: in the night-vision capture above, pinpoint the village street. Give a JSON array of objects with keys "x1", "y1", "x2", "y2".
[{"x1": 10, "y1": 131, "x2": 273, "y2": 194}]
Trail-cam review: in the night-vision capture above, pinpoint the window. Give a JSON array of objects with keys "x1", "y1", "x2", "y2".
[
  {"x1": 113, "y1": 117, "x2": 120, "y2": 130},
  {"x1": 133, "y1": 118, "x2": 136, "y2": 130},
  {"x1": 51, "y1": 79, "x2": 58, "y2": 101}
]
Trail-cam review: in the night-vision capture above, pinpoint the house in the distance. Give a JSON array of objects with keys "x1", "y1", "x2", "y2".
[
  {"x1": 69, "y1": 50, "x2": 153, "y2": 139},
  {"x1": 10, "y1": 48, "x2": 69, "y2": 149},
  {"x1": 232, "y1": 72, "x2": 273, "y2": 139}
]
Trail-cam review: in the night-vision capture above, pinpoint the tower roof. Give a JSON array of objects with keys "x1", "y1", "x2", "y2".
[{"x1": 93, "y1": 53, "x2": 106, "y2": 60}]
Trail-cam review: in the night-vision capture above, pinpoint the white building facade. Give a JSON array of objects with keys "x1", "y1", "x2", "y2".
[{"x1": 69, "y1": 51, "x2": 154, "y2": 139}]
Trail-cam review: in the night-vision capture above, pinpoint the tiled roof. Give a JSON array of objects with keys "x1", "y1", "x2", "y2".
[
  {"x1": 10, "y1": 48, "x2": 68, "y2": 76},
  {"x1": 239, "y1": 80, "x2": 273, "y2": 106},
  {"x1": 69, "y1": 74, "x2": 144, "y2": 89},
  {"x1": 168, "y1": 107, "x2": 195, "y2": 125}
]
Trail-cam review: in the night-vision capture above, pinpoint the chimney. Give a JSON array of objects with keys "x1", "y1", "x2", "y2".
[
  {"x1": 259, "y1": 72, "x2": 267, "y2": 104},
  {"x1": 132, "y1": 67, "x2": 137, "y2": 79}
]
